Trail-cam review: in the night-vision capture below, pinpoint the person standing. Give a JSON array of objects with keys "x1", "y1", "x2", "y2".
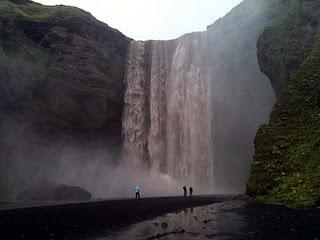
[
  {"x1": 189, "y1": 186, "x2": 193, "y2": 196},
  {"x1": 183, "y1": 186, "x2": 187, "y2": 196},
  {"x1": 135, "y1": 185, "x2": 141, "y2": 199}
]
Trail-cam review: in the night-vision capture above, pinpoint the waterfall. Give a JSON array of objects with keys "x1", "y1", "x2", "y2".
[
  {"x1": 122, "y1": 0, "x2": 275, "y2": 194},
  {"x1": 122, "y1": 41, "x2": 150, "y2": 170},
  {"x1": 123, "y1": 33, "x2": 214, "y2": 191}
]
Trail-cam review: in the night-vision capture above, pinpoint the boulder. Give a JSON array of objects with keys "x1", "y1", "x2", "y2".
[
  {"x1": 53, "y1": 185, "x2": 92, "y2": 201},
  {"x1": 16, "y1": 184, "x2": 92, "y2": 201}
]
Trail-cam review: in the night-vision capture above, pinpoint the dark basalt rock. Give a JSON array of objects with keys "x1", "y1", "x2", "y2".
[{"x1": 53, "y1": 185, "x2": 92, "y2": 201}]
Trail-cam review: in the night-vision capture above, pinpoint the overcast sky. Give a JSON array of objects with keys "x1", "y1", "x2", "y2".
[{"x1": 34, "y1": 0, "x2": 243, "y2": 40}]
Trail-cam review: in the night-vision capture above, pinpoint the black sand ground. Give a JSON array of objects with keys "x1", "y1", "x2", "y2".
[
  {"x1": 0, "y1": 195, "x2": 239, "y2": 240},
  {"x1": 1, "y1": 195, "x2": 320, "y2": 240},
  {"x1": 108, "y1": 199, "x2": 320, "y2": 240}
]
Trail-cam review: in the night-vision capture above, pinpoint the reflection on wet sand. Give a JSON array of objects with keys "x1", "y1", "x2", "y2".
[{"x1": 105, "y1": 201, "x2": 247, "y2": 240}]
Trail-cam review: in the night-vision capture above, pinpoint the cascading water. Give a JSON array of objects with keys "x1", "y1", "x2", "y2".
[
  {"x1": 122, "y1": 0, "x2": 275, "y2": 194},
  {"x1": 122, "y1": 41, "x2": 151, "y2": 170},
  {"x1": 123, "y1": 33, "x2": 215, "y2": 191}
]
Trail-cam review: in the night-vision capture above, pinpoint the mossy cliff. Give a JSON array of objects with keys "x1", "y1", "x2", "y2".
[
  {"x1": 0, "y1": 0, "x2": 130, "y2": 138},
  {"x1": 247, "y1": 0, "x2": 320, "y2": 208},
  {"x1": 0, "y1": 0, "x2": 130, "y2": 198}
]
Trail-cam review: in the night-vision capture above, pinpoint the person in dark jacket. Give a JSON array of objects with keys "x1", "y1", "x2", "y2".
[
  {"x1": 183, "y1": 186, "x2": 187, "y2": 196},
  {"x1": 189, "y1": 186, "x2": 193, "y2": 196}
]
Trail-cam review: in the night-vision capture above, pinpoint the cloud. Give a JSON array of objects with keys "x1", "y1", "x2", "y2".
[{"x1": 34, "y1": 0, "x2": 243, "y2": 40}]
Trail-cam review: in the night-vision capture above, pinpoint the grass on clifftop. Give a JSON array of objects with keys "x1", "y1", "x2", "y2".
[{"x1": 0, "y1": 0, "x2": 91, "y2": 21}]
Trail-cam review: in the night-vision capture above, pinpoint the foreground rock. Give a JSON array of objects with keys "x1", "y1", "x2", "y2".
[{"x1": 53, "y1": 185, "x2": 92, "y2": 201}]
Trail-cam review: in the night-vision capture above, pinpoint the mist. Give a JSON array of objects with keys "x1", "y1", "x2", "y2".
[{"x1": 0, "y1": 113, "x2": 181, "y2": 200}]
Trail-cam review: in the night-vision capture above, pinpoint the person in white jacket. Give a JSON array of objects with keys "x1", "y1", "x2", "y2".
[{"x1": 134, "y1": 185, "x2": 141, "y2": 199}]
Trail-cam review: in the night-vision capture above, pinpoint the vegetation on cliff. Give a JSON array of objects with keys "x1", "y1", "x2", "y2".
[
  {"x1": 0, "y1": 0, "x2": 89, "y2": 21},
  {"x1": 0, "y1": 0, "x2": 130, "y2": 136},
  {"x1": 247, "y1": 0, "x2": 320, "y2": 208},
  {"x1": 0, "y1": 0, "x2": 130, "y2": 198}
]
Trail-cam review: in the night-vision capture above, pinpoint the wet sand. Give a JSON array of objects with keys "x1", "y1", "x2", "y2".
[
  {"x1": 2, "y1": 195, "x2": 320, "y2": 240},
  {"x1": 107, "y1": 200, "x2": 320, "y2": 240},
  {"x1": 0, "y1": 195, "x2": 241, "y2": 240}
]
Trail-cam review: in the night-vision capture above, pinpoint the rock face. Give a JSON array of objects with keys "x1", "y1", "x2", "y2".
[
  {"x1": 206, "y1": 0, "x2": 275, "y2": 192},
  {"x1": 0, "y1": 0, "x2": 129, "y2": 132},
  {"x1": 123, "y1": 0, "x2": 275, "y2": 193},
  {"x1": 247, "y1": 0, "x2": 320, "y2": 207},
  {"x1": 0, "y1": 0, "x2": 130, "y2": 199}
]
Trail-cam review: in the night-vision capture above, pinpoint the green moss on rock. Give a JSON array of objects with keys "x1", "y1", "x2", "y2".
[
  {"x1": 0, "y1": 0, "x2": 90, "y2": 21},
  {"x1": 247, "y1": 0, "x2": 320, "y2": 208},
  {"x1": 0, "y1": 0, "x2": 130, "y2": 141}
]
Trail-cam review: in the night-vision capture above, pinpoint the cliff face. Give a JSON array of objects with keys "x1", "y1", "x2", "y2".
[
  {"x1": 247, "y1": 0, "x2": 320, "y2": 207},
  {"x1": 0, "y1": 0, "x2": 130, "y2": 198},
  {"x1": 0, "y1": 0, "x2": 129, "y2": 134},
  {"x1": 206, "y1": 0, "x2": 275, "y2": 192}
]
